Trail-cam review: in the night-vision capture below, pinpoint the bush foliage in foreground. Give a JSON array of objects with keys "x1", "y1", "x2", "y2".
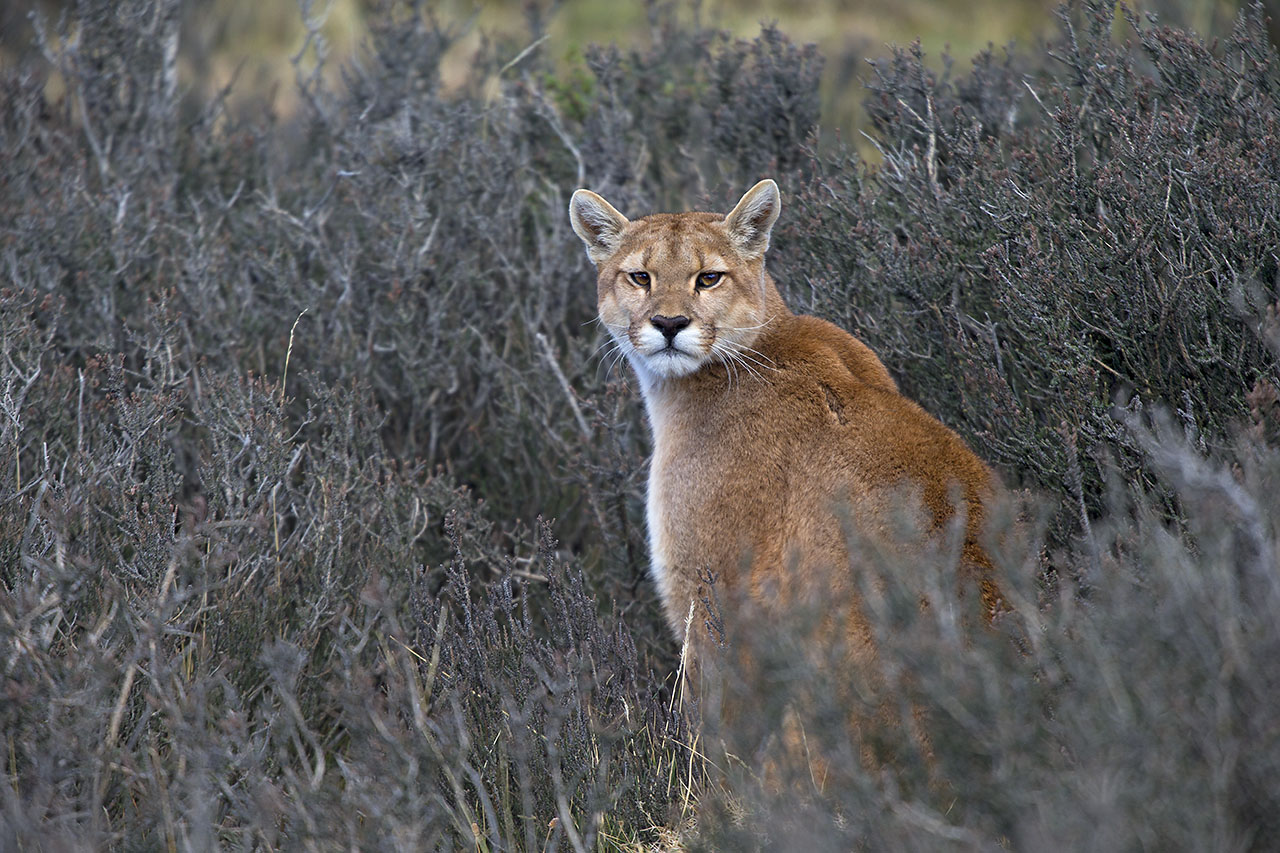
[{"x1": 1, "y1": 0, "x2": 1278, "y2": 849}]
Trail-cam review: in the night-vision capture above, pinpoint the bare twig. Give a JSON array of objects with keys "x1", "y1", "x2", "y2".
[{"x1": 535, "y1": 332, "x2": 592, "y2": 441}]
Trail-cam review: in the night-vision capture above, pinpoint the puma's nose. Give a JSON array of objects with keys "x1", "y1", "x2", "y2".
[{"x1": 650, "y1": 314, "x2": 691, "y2": 343}]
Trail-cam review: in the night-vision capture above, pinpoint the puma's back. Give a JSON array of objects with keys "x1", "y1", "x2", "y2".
[{"x1": 569, "y1": 180, "x2": 1003, "y2": 660}]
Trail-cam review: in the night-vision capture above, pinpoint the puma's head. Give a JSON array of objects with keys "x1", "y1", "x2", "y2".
[{"x1": 569, "y1": 180, "x2": 782, "y2": 383}]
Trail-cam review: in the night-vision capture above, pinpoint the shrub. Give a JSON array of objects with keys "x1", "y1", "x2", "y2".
[{"x1": 691, "y1": 405, "x2": 1280, "y2": 851}]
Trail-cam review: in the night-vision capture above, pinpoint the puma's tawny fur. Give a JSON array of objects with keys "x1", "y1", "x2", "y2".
[{"x1": 569, "y1": 180, "x2": 1003, "y2": 672}]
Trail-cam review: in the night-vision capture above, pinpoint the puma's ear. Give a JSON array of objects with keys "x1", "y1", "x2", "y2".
[
  {"x1": 723, "y1": 179, "x2": 781, "y2": 260},
  {"x1": 569, "y1": 189, "x2": 630, "y2": 265}
]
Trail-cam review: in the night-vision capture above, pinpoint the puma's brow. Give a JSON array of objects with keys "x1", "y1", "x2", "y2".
[
  {"x1": 619, "y1": 250, "x2": 648, "y2": 271},
  {"x1": 619, "y1": 249, "x2": 731, "y2": 272}
]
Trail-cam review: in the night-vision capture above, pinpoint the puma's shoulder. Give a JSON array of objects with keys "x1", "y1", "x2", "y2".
[
  {"x1": 772, "y1": 314, "x2": 898, "y2": 394},
  {"x1": 762, "y1": 312, "x2": 996, "y2": 527}
]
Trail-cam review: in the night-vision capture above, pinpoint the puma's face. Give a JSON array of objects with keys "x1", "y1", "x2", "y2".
[
  {"x1": 570, "y1": 181, "x2": 781, "y2": 383},
  {"x1": 597, "y1": 216, "x2": 768, "y2": 380}
]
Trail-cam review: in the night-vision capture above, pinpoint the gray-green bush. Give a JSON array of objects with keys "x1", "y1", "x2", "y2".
[{"x1": 2, "y1": 0, "x2": 1278, "y2": 849}]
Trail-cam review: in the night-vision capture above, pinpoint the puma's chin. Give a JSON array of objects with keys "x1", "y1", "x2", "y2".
[{"x1": 637, "y1": 346, "x2": 706, "y2": 378}]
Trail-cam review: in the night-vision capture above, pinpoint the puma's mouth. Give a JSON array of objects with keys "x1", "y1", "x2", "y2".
[
  {"x1": 648, "y1": 336, "x2": 701, "y2": 359},
  {"x1": 639, "y1": 343, "x2": 704, "y2": 378},
  {"x1": 619, "y1": 323, "x2": 709, "y2": 379}
]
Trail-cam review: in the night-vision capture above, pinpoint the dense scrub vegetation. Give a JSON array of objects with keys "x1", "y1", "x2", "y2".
[{"x1": 2, "y1": 0, "x2": 1278, "y2": 849}]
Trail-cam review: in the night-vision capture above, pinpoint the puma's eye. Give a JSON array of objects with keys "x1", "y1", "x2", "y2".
[
  {"x1": 628, "y1": 271, "x2": 651, "y2": 288},
  {"x1": 696, "y1": 271, "x2": 723, "y2": 289}
]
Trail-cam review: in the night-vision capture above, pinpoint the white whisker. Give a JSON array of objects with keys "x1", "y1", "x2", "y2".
[
  {"x1": 722, "y1": 337, "x2": 776, "y2": 365},
  {"x1": 718, "y1": 348, "x2": 737, "y2": 389},
  {"x1": 711, "y1": 340, "x2": 765, "y2": 387},
  {"x1": 590, "y1": 336, "x2": 620, "y2": 360},
  {"x1": 732, "y1": 346, "x2": 771, "y2": 383},
  {"x1": 735, "y1": 353, "x2": 765, "y2": 385},
  {"x1": 729, "y1": 352, "x2": 774, "y2": 377},
  {"x1": 718, "y1": 313, "x2": 779, "y2": 333},
  {"x1": 591, "y1": 336, "x2": 629, "y2": 383},
  {"x1": 729, "y1": 350, "x2": 766, "y2": 384},
  {"x1": 724, "y1": 346, "x2": 745, "y2": 389},
  {"x1": 718, "y1": 338, "x2": 777, "y2": 374},
  {"x1": 605, "y1": 345, "x2": 631, "y2": 383},
  {"x1": 732, "y1": 343, "x2": 747, "y2": 386}
]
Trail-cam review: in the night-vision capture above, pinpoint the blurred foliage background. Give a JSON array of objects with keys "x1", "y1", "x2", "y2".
[{"x1": 2, "y1": 0, "x2": 1266, "y2": 140}]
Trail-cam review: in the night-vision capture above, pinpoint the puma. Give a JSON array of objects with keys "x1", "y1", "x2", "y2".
[{"x1": 568, "y1": 180, "x2": 1004, "y2": 689}]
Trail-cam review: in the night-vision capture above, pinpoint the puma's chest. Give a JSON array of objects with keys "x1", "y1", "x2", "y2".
[
  {"x1": 643, "y1": 411, "x2": 789, "y2": 600},
  {"x1": 644, "y1": 440, "x2": 739, "y2": 639}
]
